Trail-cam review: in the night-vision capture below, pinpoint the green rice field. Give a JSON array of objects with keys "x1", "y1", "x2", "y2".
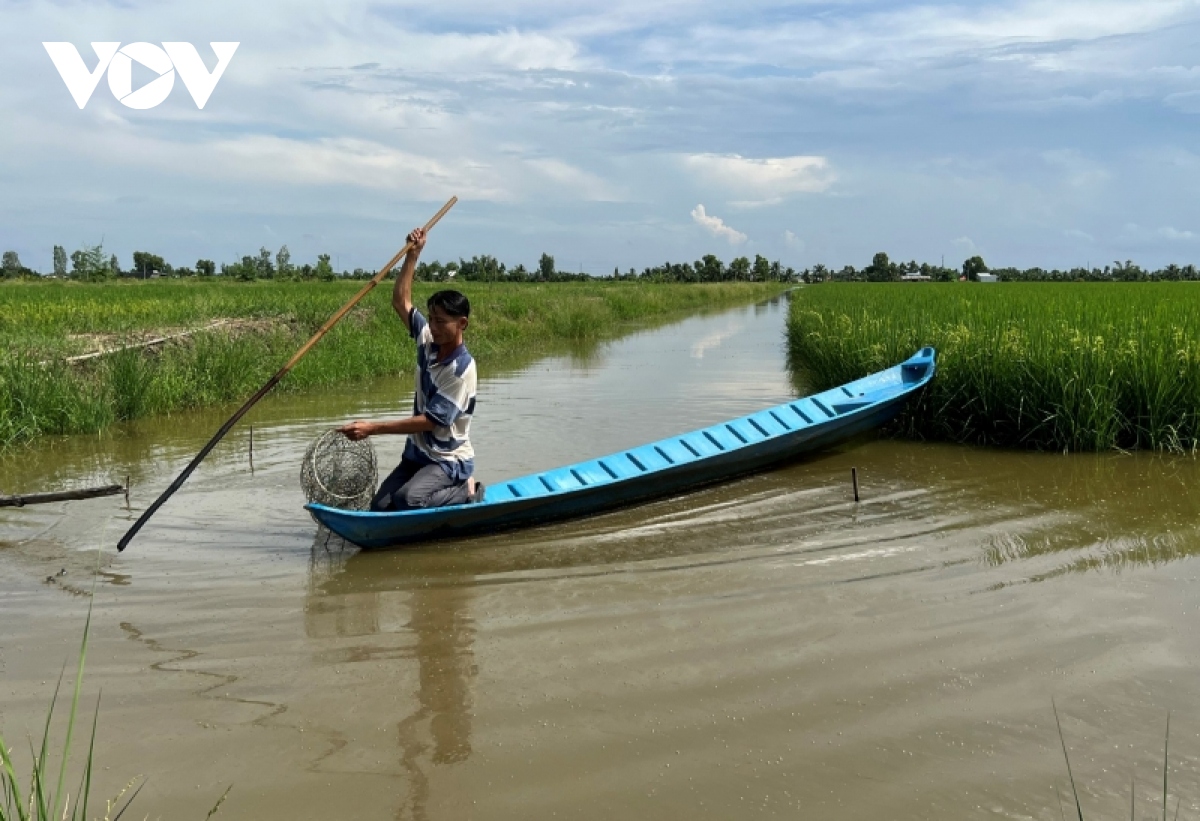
[
  {"x1": 0, "y1": 279, "x2": 786, "y2": 450},
  {"x1": 787, "y1": 283, "x2": 1200, "y2": 453}
]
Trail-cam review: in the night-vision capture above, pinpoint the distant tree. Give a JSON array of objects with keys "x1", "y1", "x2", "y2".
[
  {"x1": 132, "y1": 251, "x2": 166, "y2": 278},
  {"x1": 70, "y1": 244, "x2": 108, "y2": 281},
  {"x1": 53, "y1": 245, "x2": 67, "y2": 277},
  {"x1": 962, "y1": 255, "x2": 988, "y2": 282},
  {"x1": 109, "y1": 254, "x2": 120, "y2": 276},
  {"x1": 2, "y1": 251, "x2": 20, "y2": 277},
  {"x1": 416, "y1": 260, "x2": 444, "y2": 281},
  {"x1": 257, "y1": 247, "x2": 274, "y2": 279},
  {"x1": 509, "y1": 263, "x2": 529, "y2": 282},
  {"x1": 196, "y1": 259, "x2": 216, "y2": 277},
  {"x1": 459, "y1": 254, "x2": 504, "y2": 281},
  {"x1": 233, "y1": 255, "x2": 257, "y2": 281},
  {"x1": 1112, "y1": 259, "x2": 1146, "y2": 282},
  {"x1": 275, "y1": 245, "x2": 291, "y2": 279},
  {"x1": 470, "y1": 254, "x2": 504, "y2": 280},
  {"x1": 753, "y1": 255, "x2": 771, "y2": 281},
  {"x1": 729, "y1": 256, "x2": 751, "y2": 280},
  {"x1": 538, "y1": 253, "x2": 555, "y2": 281},
  {"x1": 865, "y1": 251, "x2": 898, "y2": 282},
  {"x1": 697, "y1": 254, "x2": 724, "y2": 282},
  {"x1": 316, "y1": 253, "x2": 334, "y2": 281}
]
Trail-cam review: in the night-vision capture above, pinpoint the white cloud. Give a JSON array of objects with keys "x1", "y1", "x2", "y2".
[
  {"x1": 1118, "y1": 223, "x2": 1198, "y2": 244},
  {"x1": 212, "y1": 136, "x2": 510, "y2": 198},
  {"x1": 1164, "y1": 91, "x2": 1200, "y2": 114},
  {"x1": 332, "y1": 28, "x2": 583, "y2": 75},
  {"x1": 783, "y1": 230, "x2": 804, "y2": 250},
  {"x1": 950, "y1": 236, "x2": 979, "y2": 255},
  {"x1": 684, "y1": 154, "x2": 833, "y2": 202},
  {"x1": 691, "y1": 205, "x2": 747, "y2": 245},
  {"x1": 1041, "y1": 150, "x2": 1110, "y2": 188},
  {"x1": 1159, "y1": 226, "x2": 1197, "y2": 241},
  {"x1": 659, "y1": 0, "x2": 1193, "y2": 71},
  {"x1": 524, "y1": 157, "x2": 620, "y2": 201}
]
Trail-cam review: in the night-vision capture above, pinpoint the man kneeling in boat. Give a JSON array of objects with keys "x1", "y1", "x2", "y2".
[{"x1": 338, "y1": 226, "x2": 483, "y2": 509}]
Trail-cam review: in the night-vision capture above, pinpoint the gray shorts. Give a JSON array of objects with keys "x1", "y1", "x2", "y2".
[{"x1": 371, "y1": 459, "x2": 470, "y2": 512}]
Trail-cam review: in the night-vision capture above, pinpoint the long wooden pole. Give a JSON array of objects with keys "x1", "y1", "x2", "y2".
[{"x1": 117, "y1": 196, "x2": 458, "y2": 552}]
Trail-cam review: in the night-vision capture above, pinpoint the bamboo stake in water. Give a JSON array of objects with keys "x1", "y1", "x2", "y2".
[
  {"x1": 116, "y1": 196, "x2": 459, "y2": 552},
  {"x1": 852, "y1": 467, "x2": 859, "y2": 502}
]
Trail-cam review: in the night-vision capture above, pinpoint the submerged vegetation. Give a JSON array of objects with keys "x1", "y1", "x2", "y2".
[
  {"x1": 787, "y1": 283, "x2": 1200, "y2": 453},
  {"x1": 0, "y1": 279, "x2": 786, "y2": 450}
]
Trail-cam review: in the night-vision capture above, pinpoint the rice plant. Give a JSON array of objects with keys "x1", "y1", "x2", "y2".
[
  {"x1": 0, "y1": 280, "x2": 786, "y2": 451},
  {"x1": 787, "y1": 283, "x2": 1200, "y2": 452}
]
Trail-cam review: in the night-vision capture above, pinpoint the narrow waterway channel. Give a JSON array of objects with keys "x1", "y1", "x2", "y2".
[{"x1": 2, "y1": 295, "x2": 1200, "y2": 820}]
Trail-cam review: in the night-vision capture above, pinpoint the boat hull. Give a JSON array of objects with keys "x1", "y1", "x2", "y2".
[{"x1": 307, "y1": 347, "x2": 936, "y2": 549}]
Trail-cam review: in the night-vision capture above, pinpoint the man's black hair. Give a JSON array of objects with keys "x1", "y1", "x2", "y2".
[{"x1": 427, "y1": 290, "x2": 470, "y2": 318}]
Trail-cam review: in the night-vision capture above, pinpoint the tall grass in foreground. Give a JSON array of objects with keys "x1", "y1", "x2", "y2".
[
  {"x1": 787, "y1": 283, "x2": 1200, "y2": 452},
  {"x1": 0, "y1": 281, "x2": 786, "y2": 450},
  {"x1": 1054, "y1": 702, "x2": 1179, "y2": 820},
  {"x1": 0, "y1": 591, "x2": 133, "y2": 821},
  {"x1": 0, "y1": 588, "x2": 230, "y2": 820}
]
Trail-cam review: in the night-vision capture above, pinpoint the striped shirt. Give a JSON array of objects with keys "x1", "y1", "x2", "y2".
[{"x1": 402, "y1": 307, "x2": 476, "y2": 481}]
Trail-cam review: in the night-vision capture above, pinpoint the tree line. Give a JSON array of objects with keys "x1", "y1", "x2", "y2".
[
  {"x1": 791, "y1": 252, "x2": 1200, "y2": 283},
  {"x1": 6, "y1": 243, "x2": 1200, "y2": 284},
  {"x1": 0, "y1": 245, "x2": 799, "y2": 283}
]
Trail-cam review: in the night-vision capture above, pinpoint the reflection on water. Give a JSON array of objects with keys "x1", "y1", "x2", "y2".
[{"x1": 307, "y1": 535, "x2": 475, "y2": 821}]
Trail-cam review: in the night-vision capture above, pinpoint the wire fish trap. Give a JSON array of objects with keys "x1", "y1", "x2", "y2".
[{"x1": 300, "y1": 429, "x2": 378, "y2": 511}]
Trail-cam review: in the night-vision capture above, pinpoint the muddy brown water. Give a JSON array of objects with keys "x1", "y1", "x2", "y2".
[{"x1": 3, "y1": 296, "x2": 1200, "y2": 820}]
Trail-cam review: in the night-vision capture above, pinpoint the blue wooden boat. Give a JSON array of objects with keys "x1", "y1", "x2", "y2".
[{"x1": 307, "y1": 347, "x2": 936, "y2": 548}]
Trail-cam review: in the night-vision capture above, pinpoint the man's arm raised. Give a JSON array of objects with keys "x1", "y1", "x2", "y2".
[{"x1": 392, "y1": 226, "x2": 427, "y2": 334}]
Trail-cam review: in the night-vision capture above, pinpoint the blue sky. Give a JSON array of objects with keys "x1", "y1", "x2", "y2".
[{"x1": 3, "y1": 0, "x2": 1200, "y2": 273}]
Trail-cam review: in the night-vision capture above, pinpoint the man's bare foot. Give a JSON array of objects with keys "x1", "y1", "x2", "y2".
[{"x1": 466, "y1": 477, "x2": 485, "y2": 503}]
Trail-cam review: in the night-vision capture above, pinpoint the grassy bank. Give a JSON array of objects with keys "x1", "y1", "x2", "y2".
[
  {"x1": 0, "y1": 280, "x2": 786, "y2": 449},
  {"x1": 787, "y1": 283, "x2": 1200, "y2": 452}
]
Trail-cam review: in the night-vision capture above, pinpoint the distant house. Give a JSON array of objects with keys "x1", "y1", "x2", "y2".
[
  {"x1": 900, "y1": 273, "x2": 932, "y2": 282},
  {"x1": 977, "y1": 273, "x2": 998, "y2": 283}
]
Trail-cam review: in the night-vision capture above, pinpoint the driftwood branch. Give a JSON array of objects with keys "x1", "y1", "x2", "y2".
[
  {"x1": 0, "y1": 484, "x2": 125, "y2": 507},
  {"x1": 64, "y1": 320, "x2": 233, "y2": 363}
]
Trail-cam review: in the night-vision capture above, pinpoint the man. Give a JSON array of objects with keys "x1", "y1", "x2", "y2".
[{"x1": 339, "y1": 226, "x2": 483, "y2": 510}]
